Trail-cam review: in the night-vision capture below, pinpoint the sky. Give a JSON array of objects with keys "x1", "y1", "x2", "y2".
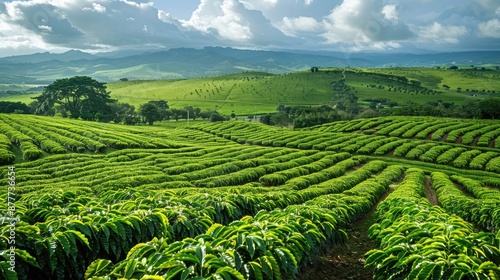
[{"x1": 0, "y1": 0, "x2": 499, "y2": 57}]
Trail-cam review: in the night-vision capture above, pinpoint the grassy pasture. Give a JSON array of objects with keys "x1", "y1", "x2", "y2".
[
  {"x1": 3, "y1": 67, "x2": 499, "y2": 116},
  {"x1": 106, "y1": 67, "x2": 500, "y2": 114}
]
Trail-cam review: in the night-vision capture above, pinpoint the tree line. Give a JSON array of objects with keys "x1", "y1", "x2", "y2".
[{"x1": 2, "y1": 76, "x2": 228, "y2": 125}]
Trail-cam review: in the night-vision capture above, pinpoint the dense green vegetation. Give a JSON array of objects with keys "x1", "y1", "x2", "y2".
[{"x1": 0, "y1": 114, "x2": 499, "y2": 279}]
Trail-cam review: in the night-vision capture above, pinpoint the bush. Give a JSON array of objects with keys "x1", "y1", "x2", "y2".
[{"x1": 209, "y1": 112, "x2": 226, "y2": 122}]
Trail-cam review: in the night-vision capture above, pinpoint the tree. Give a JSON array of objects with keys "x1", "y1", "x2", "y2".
[
  {"x1": 209, "y1": 111, "x2": 226, "y2": 122},
  {"x1": 0, "y1": 101, "x2": 30, "y2": 114},
  {"x1": 110, "y1": 102, "x2": 136, "y2": 124},
  {"x1": 171, "y1": 108, "x2": 184, "y2": 121},
  {"x1": 410, "y1": 80, "x2": 421, "y2": 86},
  {"x1": 148, "y1": 100, "x2": 169, "y2": 120},
  {"x1": 479, "y1": 98, "x2": 500, "y2": 119},
  {"x1": 139, "y1": 102, "x2": 162, "y2": 125},
  {"x1": 193, "y1": 107, "x2": 201, "y2": 120},
  {"x1": 271, "y1": 112, "x2": 290, "y2": 128},
  {"x1": 184, "y1": 106, "x2": 195, "y2": 120},
  {"x1": 33, "y1": 76, "x2": 114, "y2": 119}
]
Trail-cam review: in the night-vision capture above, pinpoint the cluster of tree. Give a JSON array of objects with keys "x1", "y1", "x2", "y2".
[
  {"x1": 138, "y1": 101, "x2": 227, "y2": 125},
  {"x1": 377, "y1": 98, "x2": 500, "y2": 119},
  {"x1": 33, "y1": 76, "x2": 115, "y2": 121},
  {"x1": 29, "y1": 76, "x2": 228, "y2": 125},
  {"x1": 0, "y1": 101, "x2": 30, "y2": 114},
  {"x1": 261, "y1": 105, "x2": 341, "y2": 128},
  {"x1": 331, "y1": 79, "x2": 359, "y2": 114}
]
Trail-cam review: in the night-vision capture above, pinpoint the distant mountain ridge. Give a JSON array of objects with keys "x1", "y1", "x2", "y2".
[{"x1": 0, "y1": 47, "x2": 499, "y2": 85}]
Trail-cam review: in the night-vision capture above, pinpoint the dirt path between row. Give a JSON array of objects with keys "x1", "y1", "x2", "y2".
[
  {"x1": 472, "y1": 135, "x2": 480, "y2": 146},
  {"x1": 424, "y1": 176, "x2": 439, "y2": 206},
  {"x1": 296, "y1": 189, "x2": 393, "y2": 280}
]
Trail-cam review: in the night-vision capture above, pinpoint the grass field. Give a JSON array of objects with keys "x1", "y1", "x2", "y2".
[
  {"x1": 2, "y1": 67, "x2": 499, "y2": 116},
  {"x1": 106, "y1": 68, "x2": 500, "y2": 114},
  {"x1": 0, "y1": 114, "x2": 499, "y2": 279}
]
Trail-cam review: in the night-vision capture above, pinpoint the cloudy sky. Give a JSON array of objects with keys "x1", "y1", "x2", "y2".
[{"x1": 0, "y1": 0, "x2": 499, "y2": 57}]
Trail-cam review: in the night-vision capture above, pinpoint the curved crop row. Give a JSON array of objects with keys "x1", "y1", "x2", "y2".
[
  {"x1": 366, "y1": 169, "x2": 500, "y2": 280},
  {"x1": 432, "y1": 172, "x2": 500, "y2": 234}
]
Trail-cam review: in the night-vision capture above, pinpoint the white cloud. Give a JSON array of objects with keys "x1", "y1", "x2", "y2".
[
  {"x1": 183, "y1": 0, "x2": 253, "y2": 41},
  {"x1": 382, "y1": 4, "x2": 398, "y2": 24},
  {"x1": 239, "y1": 0, "x2": 278, "y2": 11},
  {"x1": 0, "y1": 0, "x2": 209, "y2": 54},
  {"x1": 0, "y1": 0, "x2": 498, "y2": 56},
  {"x1": 321, "y1": 0, "x2": 413, "y2": 44},
  {"x1": 278, "y1": 16, "x2": 322, "y2": 36},
  {"x1": 478, "y1": 19, "x2": 500, "y2": 38},
  {"x1": 119, "y1": 0, "x2": 154, "y2": 8},
  {"x1": 181, "y1": 0, "x2": 292, "y2": 46},
  {"x1": 83, "y1": 3, "x2": 107, "y2": 14},
  {"x1": 38, "y1": 25, "x2": 52, "y2": 32},
  {"x1": 418, "y1": 22, "x2": 468, "y2": 43}
]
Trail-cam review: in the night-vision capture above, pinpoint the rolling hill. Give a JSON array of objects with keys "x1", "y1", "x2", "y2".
[
  {"x1": 2, "y1": 67, "x2": 499, "y2": 115},
  {"x1": 1, "y1": 47, "x2": 499, "y2": 85}
]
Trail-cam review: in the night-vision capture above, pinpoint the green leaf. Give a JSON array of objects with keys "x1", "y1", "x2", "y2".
[
  {"x1": 13, "y1": 249, "x2": 40, "y2": 268},
  {"x1": 176, "y1": 253, "x2": 202, "y2": 265},
  {"x1": 249, "y1": 261, "x2": 263, "y2": 280},
  {"x1": 55, "y1": 233, "x2": 72, "y2": 257},
  {"x1": 180, "y1": 265, "x2": 195, "y2": 280},
  {"x1": 260, "y1": 256, "x2": 273, "y2": 280},
  {"x1": 266, "y1": 251, "x2": 282, "y2": 280},
  {"x1": 195, "y1": 245, "x2": 206, "y2": 268},
  {"x1": 364, "y1": 250, "x2": 386, "y2": 267},
  {"x1": 215, "y1": 266, "x2": 245, "y2": 280},
  {"x1": 65, "y1": 229, "x2": 91, "y2": 249},
  {"x1": 246, "y1": 236, "x2": 256, "y2": 259},
  {"x1": 85, "y1": 259, "x2": 113, "y2": 278},
  {"x1": 0, "y1": 261, "x2": 17, "y2": 280},
  {"x1": 158, "y1": 260, "x2": 184, "y2": 269},
  {"x1": 165, "y1": 266, "x2": 185, "y2": 280},
  {"x1": 123, "y1": 258, "x2": 139, "y2": 279},
  {"x1": 140, "y1": 276, "x2": 165, "y2": 280}
]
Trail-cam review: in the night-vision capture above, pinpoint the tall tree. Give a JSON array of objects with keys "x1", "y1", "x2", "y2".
[
  {"x1": 139, "y1": 102, "x2": 162, "y2": 125},
  {"x1": 34, "y1": 76, "x2": 114, "y2": 119}
]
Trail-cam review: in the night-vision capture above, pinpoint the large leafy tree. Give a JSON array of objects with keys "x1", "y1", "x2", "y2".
[
  {"x1": 139, "y1": 102, "x2": 162, "y2": 125},
  {"x1": 34, "y1": 76, "x2": 114, "y2": 119}
]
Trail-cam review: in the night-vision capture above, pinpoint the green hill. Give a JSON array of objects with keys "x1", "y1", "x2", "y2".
[
  {"x1": 2, "y1": 67, "x2": 499, "y2": 115},
  {"x1": 106, "y1": 67, "x2": 500, "y2": 114}
]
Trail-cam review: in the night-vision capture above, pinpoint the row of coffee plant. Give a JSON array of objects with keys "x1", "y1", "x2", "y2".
[
  {"x1": 0, "y1": 114, "x2": 196, "y2": 159},
  {"x1": 365, "y1": 168, "x2": 500, "y2": 279},
  {"x1": 84, "y1": 163, "x2": 403, "y2": 279},
  {"x1": 307, "y1": 116, "x2": 500, "y2": 147},
  {"x1": 1, "y1": 158, "x2": 394, "y2": 279},
  {"x1": 431, "y1": 172, "x2": 500, "y2": 234},
  {"x1": 191, "y1": 121, "x2": 500, "y2": 172}
]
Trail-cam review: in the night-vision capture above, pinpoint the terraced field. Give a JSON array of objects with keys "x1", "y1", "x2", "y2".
[{"x1": 0, "y1": 114, "x2": 499, "y2": 280}]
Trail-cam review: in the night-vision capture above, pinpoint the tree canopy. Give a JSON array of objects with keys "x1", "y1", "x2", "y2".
[{"x1": 34, "y1": 76, "x2": 115, "y2": 120}]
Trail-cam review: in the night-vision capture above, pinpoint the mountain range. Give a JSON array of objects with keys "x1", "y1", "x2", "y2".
[{"x1": 1, "y1": 47, "x2": 499, "y2": 85}]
